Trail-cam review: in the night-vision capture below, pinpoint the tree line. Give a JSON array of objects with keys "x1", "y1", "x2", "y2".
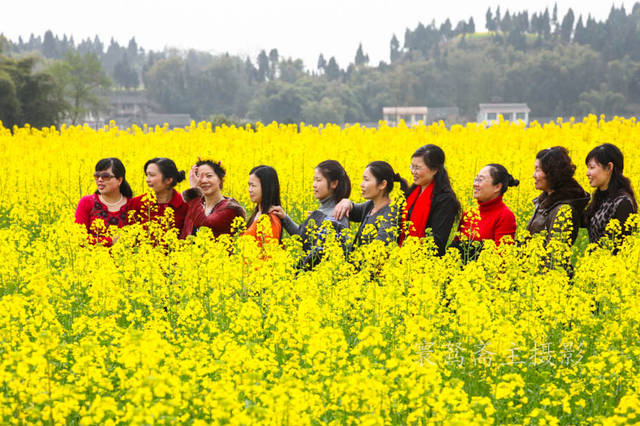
[{"x1": 2, "y1": 3, "x2": 640, "y2": 128}]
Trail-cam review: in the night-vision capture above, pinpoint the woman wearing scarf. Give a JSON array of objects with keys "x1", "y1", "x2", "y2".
[{"x1": 399, "y1": 144, "x2": 461, "y2": 255}]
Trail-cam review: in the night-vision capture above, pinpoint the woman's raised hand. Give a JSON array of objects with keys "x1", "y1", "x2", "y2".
[
  {"x1": 269, "y1": 205, "x2": 286, "y2": 219},
  {"x1": 333, "y1": 198, "x2": 353, "y2": 220},
  {"x1": 188, "y1": 164, "x2": 199, "y2": 188}
]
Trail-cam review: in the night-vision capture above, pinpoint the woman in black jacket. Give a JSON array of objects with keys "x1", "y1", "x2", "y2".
[
  {"x1": 398, "y1": 144, "x2": 461, "y2": 255},
  {"x1": 526, "y1": 146, "x2": 590, "y2": 245}
]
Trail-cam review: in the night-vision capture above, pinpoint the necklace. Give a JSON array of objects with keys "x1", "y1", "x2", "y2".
[
  {"x1": 100, "y1": 194, "x2": 123, "y2": 208},
  {"x1": 204, "y1": 196, "x2": 224, "y2": 215}
]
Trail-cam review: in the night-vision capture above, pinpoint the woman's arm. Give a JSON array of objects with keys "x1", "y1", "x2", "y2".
[
  {"x1": 349, "y1": 202, "x2": 368, "y2": 223},
  {"x1": 74, "y1": 196, "x2": 92, "y2": 230},
  {"x1": 269, "y1": 205, "x2": 300, "y2": 235}
]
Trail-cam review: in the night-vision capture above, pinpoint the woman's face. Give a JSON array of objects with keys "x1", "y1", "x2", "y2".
[
  {"x1": 533, "y1": 159, "x2": 551, "y2": 193},
  {"x1": 410, "y1": 156, "x2": 437, "y2": 188},
  {"x1": 313, "y1": 168, "x2": 336, "y2": 200},
  {"x1": 586, "y1": 158, "x2": 613, "y2": 190},
  {"x1": 360, "y1": 167, "x2": 386, "y2": 200},
  {"x1": 94, "y1": 167, "x2": 122, "y2": 196},
  {"x1": 473, "y1": 166, "x2": 502, "y2": 203},
  {"x1": 248, "y1": 173, "x2": 262, "y2": 204},
  {"x1": 197, "y1": 164, "x2": 222, "y2": 196},
  {"x1": 145, "y1": 163, "x2": 173, "y2": 194}
]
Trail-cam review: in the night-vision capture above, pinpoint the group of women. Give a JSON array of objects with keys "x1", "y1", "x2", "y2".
[{"x1": 76, "y1": 142, "x2": 637, "y2": 257}]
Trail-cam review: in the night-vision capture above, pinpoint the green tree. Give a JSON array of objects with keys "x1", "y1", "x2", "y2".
[
  {"x1": 144, "y1": 56, "x2": 190, "y2": 114},
  {"x1": 48, "y1": 52, "x2": 111, "y2": 124},
  {"x1": 560, "y1": 9, "x2": 575, "y2": 42},
  {"x1": 0, "y1": 51, "x2": 66, "y2": 128},
  {"x1": 248, "y1": 80, "x2": 310, "y2": 123},
  {"x1": 316, "y1": 54, "x2": 326, "y2": 75},
  {"x1": 390, "y1": 35, "x2": 401, "y2": 63},
  {"x1": 301, "y1": 97, "x2": 347, "y2": 125},
  {"x1": 355, "y1": 43, "x2": 369, "y2": 67},
  {"x1": 578, "y1": 84, "x2": 626, "y2": 115},
  {"x1": 113, "y1": 53, "x2": 139, "y2": 89}
]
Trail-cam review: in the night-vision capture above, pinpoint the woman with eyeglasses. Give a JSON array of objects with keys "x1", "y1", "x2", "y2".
[
  {"x1": 75, "y1": 157, "x2": 133, "y2": 245},
  {"x1": 452, "y1": 164, "x2": 519, "y2": 258},
  {"x1": 398, "y1": 145, "x2": 461, "y2": 255}
]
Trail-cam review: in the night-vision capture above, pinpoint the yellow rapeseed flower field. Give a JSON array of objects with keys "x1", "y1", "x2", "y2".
[{"x1": 1, "y1": 116, "x2": 640, "y2": 424}]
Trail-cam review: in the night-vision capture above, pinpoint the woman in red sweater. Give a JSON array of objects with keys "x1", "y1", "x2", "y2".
[
  {"x1": 452, "y1": 163, "x2": 519, "y2": 259},
  {"x1": 129, "y1": 157, "x2": 188, "y2": 236},
  {"x1": 75, "y1": 157, "x2": 133, "y2": 246},
  {"x1": 180, "y1": 159, "x2": 246, "y2": 239}
]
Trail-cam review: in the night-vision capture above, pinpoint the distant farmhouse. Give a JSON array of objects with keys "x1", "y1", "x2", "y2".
[
  {"x1": 477, "y1": 103, "x2": 530, "y2": 126},
  {"x1": 83, "y1": 91, "x2": 193, "y2": 129},
  {"x1": 382, "y1": 106, "x2": 460, "y2": 127}
]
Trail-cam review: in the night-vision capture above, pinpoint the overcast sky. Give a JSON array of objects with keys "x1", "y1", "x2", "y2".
[{"x1": 1, "y1": 1, "x2": 626, "y2": 69}]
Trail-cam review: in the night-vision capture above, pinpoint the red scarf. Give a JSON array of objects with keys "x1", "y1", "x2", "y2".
[{"x1": 399, "y1": 183, "x2": 434, "y2": 245}]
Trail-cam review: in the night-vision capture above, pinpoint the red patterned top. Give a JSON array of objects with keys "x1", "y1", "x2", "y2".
[{"x1": 75, "y1": 193, "x2": 130, "y2": 246}]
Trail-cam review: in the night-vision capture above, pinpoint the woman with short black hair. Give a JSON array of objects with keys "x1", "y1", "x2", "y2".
[
  {"x1": 526, "y1": 147, "x2": 589, "y2": 245},
  {"x1": 349, "y1": 161, "x2": 405, "y2": 246},
  {"x1": 583, "y1": 143, "x2": 637, "y2": 244},
  {"x1": 129, "y1": 157, "x2": 188, "y2": 234},
  {"x1": 180, "y1": 159, "x2": 246, "y2": 238},
  {"x1": 75, "y1": 157, "x2": 133, "y2": 245},
  {"x1": 270, "y1": 160, "x2": 351, "y2": 266},
  {"x1": 453, "y1": 163, "x2": 519, "y2": 250}
]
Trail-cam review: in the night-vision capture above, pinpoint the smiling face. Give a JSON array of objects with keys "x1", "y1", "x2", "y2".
[
  {"x1": 410, "y1": 156, "x2": 437, "y2": 188},
  {"x1": 313, "y1": 168, "x2": 337, "y2": 200},
  {"x1": 586, "y1": 158, "x2": 613, "y2": 191},
  {"x1": 533, "y1": 159, "x2": 551, "y2": 193},
  {"x1": 94, "y1": 167, "x2": 122, "y2": 196},
  {"x1": 145, "y1": 163, "x2": 173, "y2": 194},
  {"x1": 360, "y1": 167, "x2": 387, "y2": 200},
  {"x1": 197, "y1": 164, "x2": 222, "y2": 197},
  {"x1": 248, "y1": 173, "x2": 262, "y2": 205},
  {"x1": 473, "y1": 166, "x2": 502, "y2": 203}
]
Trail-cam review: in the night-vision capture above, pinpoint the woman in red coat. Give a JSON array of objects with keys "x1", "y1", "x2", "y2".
[
  {"x1": 75, "y1": 157, "x2": 133, "y2": 246},
  {"x1": 452, "y1": 163, "x2": 519, "y2": 259},
  {"x1": 180, "y1": 159, "x2": 246, "y2": 238},
  {"x1": 129, "y1": 157, "x2": 188, "y2": 235}
]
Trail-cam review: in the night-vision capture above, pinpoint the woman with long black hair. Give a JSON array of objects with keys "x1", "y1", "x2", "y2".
[
  {"x1": 583, "y1": 143, "x2": 637, "y2": 244},
  {"x1": 399, "y1": 144, "x2": 461, "y2": 255},
  {"x1": 243, "y1": 165, "x2": 282, "y2": 244}
]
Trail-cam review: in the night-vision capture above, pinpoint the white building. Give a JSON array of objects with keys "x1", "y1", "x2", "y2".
[
  {"x1": 383, "y1": 106, "x2": 428, "y2": 127},
  {"x1": 477, "y1": 103, "x2": 530, "y2": 126}
]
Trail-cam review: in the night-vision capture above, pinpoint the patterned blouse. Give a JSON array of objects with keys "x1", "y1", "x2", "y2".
[{"x1": 584, "y1": 191, "x2": 636, "y2": 243}]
